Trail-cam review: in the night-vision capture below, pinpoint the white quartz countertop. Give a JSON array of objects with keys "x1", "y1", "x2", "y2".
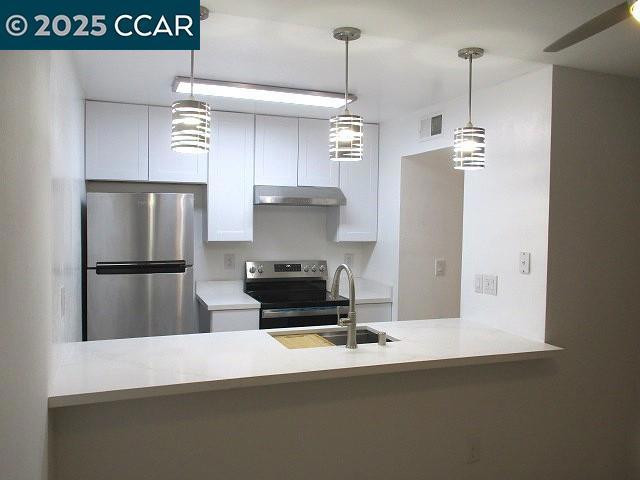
[
  {"x1": 196, "y1": 281, "x2": 260, "y2": 310},
  {"x1": 49, "y1": 319, "x2": 561, "y2": 408},
  {"x1": 196, "y1": 277, "x2": 392, "y2": 311}
]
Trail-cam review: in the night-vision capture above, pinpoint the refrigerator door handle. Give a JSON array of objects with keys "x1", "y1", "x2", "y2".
[{"x1": 95, "y1": 261, "x2": 187, "y2": 275}]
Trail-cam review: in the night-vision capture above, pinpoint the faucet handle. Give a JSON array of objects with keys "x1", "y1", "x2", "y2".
[{"x1": 338, "y1": 316, "x2": 352, "y2": 327}]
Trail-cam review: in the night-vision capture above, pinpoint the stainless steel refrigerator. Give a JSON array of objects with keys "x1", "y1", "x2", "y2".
[{"x1": 86, "y1": 192, "x2": 196, "y2": 340}]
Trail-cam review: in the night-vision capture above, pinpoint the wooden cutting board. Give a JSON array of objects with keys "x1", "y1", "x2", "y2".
[{"x1": 274, "y1": 333, "x2": 334, "y2": 349}]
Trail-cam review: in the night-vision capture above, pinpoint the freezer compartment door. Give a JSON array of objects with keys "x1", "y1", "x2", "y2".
[
  {"x1": 87, "y1": 267, "x2": 195, "y2": 340},
  {"x1": 87, "y1": 192, "x2": 194, "y2": 267}
]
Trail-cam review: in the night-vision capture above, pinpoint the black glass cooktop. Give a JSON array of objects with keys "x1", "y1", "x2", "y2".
[{"x1": 244, "y1": 279, "x2": 349, "y2": 310}]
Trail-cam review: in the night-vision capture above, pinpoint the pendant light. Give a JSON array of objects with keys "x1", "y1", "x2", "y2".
[
  {"x1": 453, "y1": 47, "x2": 486, "y2": 170},
  {"x1": 171, "y1": 7, "x2": 211, "y2": 154},
  {"x1": 330, "y1": 27, "x2": 363, "y2": 162}
]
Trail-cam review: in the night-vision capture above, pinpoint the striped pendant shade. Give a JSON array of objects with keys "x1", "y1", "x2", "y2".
[
  {"x1": 170, "y1": 99, "x2": 211, "y2": 154},
  {"x1": 329, "y1": 112, "x2": 363, "y2": 161},
  {"x1": 453, "y1": 124, "x2": 486, "y2": 170}
]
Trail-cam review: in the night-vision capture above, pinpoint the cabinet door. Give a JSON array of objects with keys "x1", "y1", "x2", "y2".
[
  {"x1": 356, "y1": 303, "x2": 392, "y2": 323},
  {"x1": 206, "y1": 111, "x2": 254, "y2": 242},
  {"x1": 85, "y1": 101, "x2": 149, "y2": 181},
  {"x1": 298, "y1": 118, "x2": 339, "y2": 187},
  {"x1": 148, "y1": 106, "x2": 207, "y2": 183},
  {"x1": 330, "y1": 124, "x2": 379, "y2": 242},
  {"x1": 209, "y1": 309, "x2": 259, "y2": 332},
  {"x1": 254, "y1": 115, "x2": 298, "y2": 186}
]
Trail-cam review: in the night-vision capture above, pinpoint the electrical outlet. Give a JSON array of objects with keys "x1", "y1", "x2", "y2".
[
  {"x1": 465, "y1": 434, "x2": 482, "y2": 464},
  {"x1": 435, "y1": 258, "x2": 446, "y2": 277},
  {"x1": 344, "y1": 253, "x2": 354, "y2": 268},
  {"x1": 223, "y1": 253, "x2": 236, "y2": 271},
  {"x1": 519, "y1": 252, "x2": 531, "y2": 274},
  {"x1": 483, "y1": 275, "x2": 498, "y2": 296},
  {"x1": 474, "y1": 275, "x2": 484, "y2": 294}
]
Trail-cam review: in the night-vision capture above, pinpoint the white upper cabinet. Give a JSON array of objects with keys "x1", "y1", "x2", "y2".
[
  {"x1": 85, "y1": 101, "x2": 149, "y2": 181},
  {"x1": 329, "y1": 123, "x2": 379, "y2": 242},
  {"x1": 254, "y1": 115, "x2": 299, "y2": 186},
  {"x1": 298, "y1": 118, "x2": 339, "y2": 187},
  {"x1": 148, "y1": 106, "x2": 207, "y2": 183},
  {"x1": 206, "y1": 111, "x2": 255, "y2": 242}
]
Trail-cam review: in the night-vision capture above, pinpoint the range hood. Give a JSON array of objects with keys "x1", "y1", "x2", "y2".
[{"x1": 254, "y1": 185, "x2": 346, "y2": 207}]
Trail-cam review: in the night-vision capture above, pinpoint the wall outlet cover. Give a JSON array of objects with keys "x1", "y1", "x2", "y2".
[
  {"x1": 435, "y1": 258, "x2": 446, "y2": 277},
  {"x1": 465, "y1": 434, "x2": 482, "y2": 464},
  {"x1": 474, "y1": 275, "x2": 484, "y2": 294},
  {"x1": 223, "y1": 253, "x2": 236, "y2": 271},
  {"x1": 519, "y1": 252, "x2": 531, "y2": 274}
]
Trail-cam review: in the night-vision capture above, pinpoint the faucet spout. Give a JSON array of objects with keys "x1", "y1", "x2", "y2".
[{"x1": 330, "y1": 264, "x2": 357, "y2": 349}]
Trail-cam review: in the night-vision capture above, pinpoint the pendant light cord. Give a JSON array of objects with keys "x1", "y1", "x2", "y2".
[
  {"x1": 344, "y1": 39, "x2": 349, "y2": 112},
  {"x1": 468, "y1": 56, "x2": 473, "y2": 125},
  {"x1": 190, "y1": 50, "x2": 195, "y2": 99}
]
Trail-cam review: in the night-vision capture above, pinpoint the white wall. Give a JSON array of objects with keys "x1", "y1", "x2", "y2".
[
  {"x1": 367, "y1": 65, "x2": 553, "y2": 341},
  {"x1": 85, "y1": 182, "x2": 375, "y2": 282},
  {"x1": 0, "y1": 52, "x2": 53, "y2": 480},
  {"x1": 50, "y1": 53, "x2": 85, "y2": 343},
  {"x1": 397, "y1": 148, "x2": 463, "y2": 320}
]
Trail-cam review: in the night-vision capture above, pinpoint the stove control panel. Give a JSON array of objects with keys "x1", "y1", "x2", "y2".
[{"x1": 245, "y1": 260, "x2": 328, "y2": 280}]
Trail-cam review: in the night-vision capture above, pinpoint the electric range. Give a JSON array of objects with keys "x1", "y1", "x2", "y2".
[{"x1": 244, "y1": 260, "x2": 349, "y2": 329}]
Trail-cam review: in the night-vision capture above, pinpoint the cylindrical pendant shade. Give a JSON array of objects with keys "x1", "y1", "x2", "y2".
[
  {"x1": 453, "y1": 125, "x2": 486, "y2": 170},
  {"x1": 329, "y1": 113, "x2": 363, "y2": 161},
  {"x1": 171, "y1": 99, "x2": 211, "y2": 154}
]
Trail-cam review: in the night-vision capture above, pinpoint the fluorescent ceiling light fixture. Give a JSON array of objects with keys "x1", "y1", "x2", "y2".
[{"x1": 173, "y1": 77, "x2": 356, "y2": 108}]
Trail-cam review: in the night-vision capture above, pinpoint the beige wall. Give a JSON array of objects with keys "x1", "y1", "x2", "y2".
[
  {"x1": 398, "y1": 148, "x2": 463, "y2": 320},
  {"x1": 0, "y1": 53, "x2": 53, "y2": 480},
  {"x1": 546, "y1": 66, "x2": 640, "y2": 479}
]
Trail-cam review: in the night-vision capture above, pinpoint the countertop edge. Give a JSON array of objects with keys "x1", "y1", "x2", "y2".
[
  {"x1": 48, "y1": 348, "x2": 561, "y2": 409},
  {"x1": 196, "y1": 296, "x2": 260, "y2": 311}
]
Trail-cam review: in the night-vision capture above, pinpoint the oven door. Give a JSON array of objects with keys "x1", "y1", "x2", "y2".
[{"x1": 260, "y1": 306, "x2": 349, "y2": 329}]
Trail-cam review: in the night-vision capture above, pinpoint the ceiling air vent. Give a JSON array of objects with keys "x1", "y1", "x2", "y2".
[{"x1": 419, "y1": 113, "x2": 443, "y2": 141}]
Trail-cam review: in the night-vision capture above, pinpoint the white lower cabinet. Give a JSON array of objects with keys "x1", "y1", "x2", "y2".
[
  {"x1": 206, "y1": 111, "x2": 255, "y2": 242},
  {"x1": 328, "y1": 123, "x2": 379, "y2": 242},
  {"x1": 148, "y1": 106, "x2": 208, "y2": 183},
  {"x1": 199, "y1": 308, "x2": 260, "y2": 333},
  {"x1": 356, "y1": 303, "x2": 391, "y2": 323}
]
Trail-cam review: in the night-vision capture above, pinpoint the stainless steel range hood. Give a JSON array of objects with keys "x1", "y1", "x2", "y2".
[{"x1": 254, "y1": 185, "x2": 346, "y2": 207}]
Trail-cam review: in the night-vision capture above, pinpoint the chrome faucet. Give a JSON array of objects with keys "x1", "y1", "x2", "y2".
[{"x1": 330, "y1": 264, "x2": 357, "y2": 349}]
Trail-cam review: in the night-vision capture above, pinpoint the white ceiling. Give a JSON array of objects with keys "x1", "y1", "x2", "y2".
[{"x1": 73, "y1": 1, "x2": 640, "y2": 122}]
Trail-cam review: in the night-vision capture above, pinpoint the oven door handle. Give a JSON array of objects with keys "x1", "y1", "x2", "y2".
[{"x1": 261, "y1": 306, "x2": 349, "y2": 319}]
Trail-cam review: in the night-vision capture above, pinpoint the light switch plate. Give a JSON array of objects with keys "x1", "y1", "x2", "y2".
[
  {"x1": 483, "y1": 275, "x2": 498, "y2": 296},
  {"x1": 223, "y1": 253, "x2": 236, "y2": 271},
  {"x1": 474, "y1": 275, "x2": 484, "y2": 294},
  {"x1": 435, "y1": 258, "x2": 446, "y2": 277},
  {"x1": 519, "y1": 252, "x2": 531, "y2": 274}
]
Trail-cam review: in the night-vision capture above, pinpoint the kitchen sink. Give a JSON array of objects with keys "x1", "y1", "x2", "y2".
[
  {"x1": 317, "y1": 327, "x2": 394, "y2": 346},
  {"x1": 270, "y1": 326, "x2": 396, "y2": 348}
]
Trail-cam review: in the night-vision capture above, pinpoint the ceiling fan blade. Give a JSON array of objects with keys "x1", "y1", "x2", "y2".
[{"x1": 544, "y1": 2, "x2": 630, "y2": 52}]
